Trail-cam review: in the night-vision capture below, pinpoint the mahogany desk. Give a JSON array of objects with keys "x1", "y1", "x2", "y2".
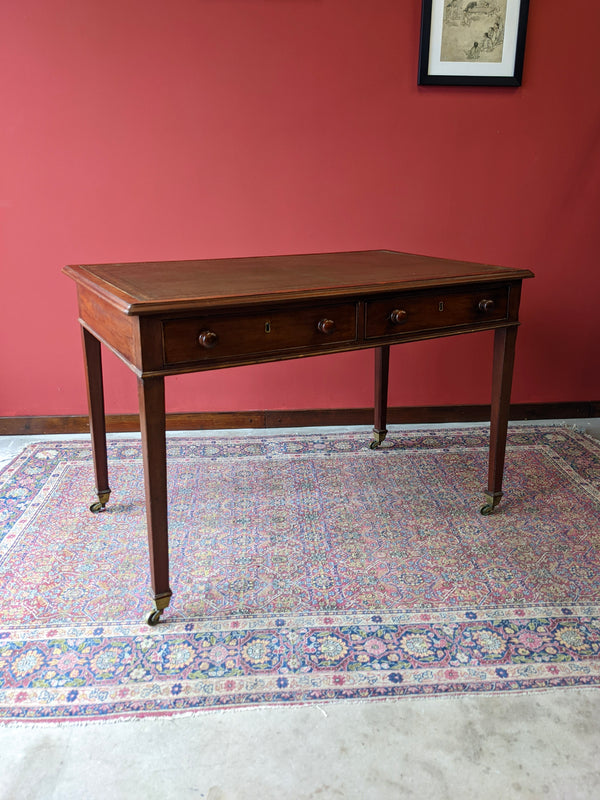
[{"x1": 64, "y1": 250, "x2": 534, "y2": 624}]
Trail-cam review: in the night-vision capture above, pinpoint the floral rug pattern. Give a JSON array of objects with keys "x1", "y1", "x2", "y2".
[{"x1": 1, "y1": 426, "x2": 599, "y2": 721}]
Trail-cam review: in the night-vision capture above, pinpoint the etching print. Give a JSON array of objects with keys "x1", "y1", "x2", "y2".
[{"x1": 441, "y1": 0, "x2": 508, "y2": 63}]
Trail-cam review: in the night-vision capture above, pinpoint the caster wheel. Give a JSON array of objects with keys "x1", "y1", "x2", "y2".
[
  {"x1": 480, "y1": 504, "x2": 495, "y2": 516},
  {"x1": 90, "y1": 501, "x2": 106, "y2": 513},
  {"x1": 145, "y1": 609, "x2": 163, "y2": 626},
  {"x1": 369, "y1": 441, "x2": 380, "y2": 450}
]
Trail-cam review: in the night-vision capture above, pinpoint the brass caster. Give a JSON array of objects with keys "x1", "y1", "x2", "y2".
[
  {"x1": 481, "y1": 491, "x2": 503, "y2": 516},
  {"x1": 90, "y1": 490, "x2": 111, "y2": 514},
  {"x1": 145, "y1": 609, "x2": 163, "y2": 626},
  {"x1": 145, "y1": 591, "x2": 172, "y2": 626},
  {"x1": 370, "y1": 430, "x2": 387, "y2": 449}
]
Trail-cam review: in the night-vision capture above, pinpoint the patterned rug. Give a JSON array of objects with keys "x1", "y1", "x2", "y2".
[{"x1": 1, "y1": 426, "x2": 599, "y2": 722}]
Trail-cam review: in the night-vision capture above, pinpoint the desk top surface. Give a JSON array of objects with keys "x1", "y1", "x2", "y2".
[{"x1": 64, "y1": 250, "x2": 533, "y2": 315}]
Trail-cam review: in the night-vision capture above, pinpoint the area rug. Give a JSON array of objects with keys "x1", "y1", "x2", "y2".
[{"x1": 1, "y1": 426, "x2": 599, "y2": 722}]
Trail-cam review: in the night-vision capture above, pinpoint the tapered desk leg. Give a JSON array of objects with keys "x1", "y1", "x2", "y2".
[
  {"x1": 371, "y1": 345, "x2": 390, "y2": 449},
  {"x1": 82, "y1": 327, "x2": 111, "y2": 513},
  {"x1": 482, "y1": 326, "x2": 518, "y2": 515},
  {"x1": 138, "y1": 375, "x2": 172, "y2": 624}
]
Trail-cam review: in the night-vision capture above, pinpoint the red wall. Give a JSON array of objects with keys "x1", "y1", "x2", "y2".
[{"x1": 1, "y1": 0, "x2": 599, "y2": 418}]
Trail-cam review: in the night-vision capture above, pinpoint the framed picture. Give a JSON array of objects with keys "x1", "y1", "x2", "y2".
[{"x1": 418, "y1": 0, "x2": 530, "y2": 86}]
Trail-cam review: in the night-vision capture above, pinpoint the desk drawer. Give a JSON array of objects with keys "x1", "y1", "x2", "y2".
[
  {"x1": 162, "y1": 302, "x2": 358, "y2": 366},
  {"x1": 365, "y1": 285, "x2": 509, "y2": 340}
]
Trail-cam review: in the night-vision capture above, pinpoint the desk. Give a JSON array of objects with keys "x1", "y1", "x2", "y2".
[{"x1": 64, "y1": 250, "x2": 534, "y2": 624}]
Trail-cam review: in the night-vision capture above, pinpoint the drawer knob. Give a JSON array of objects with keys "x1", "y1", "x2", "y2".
[
  {"x1": 390, "y1": 309, "x2": 408, "y2": 324},
  {"x1": 198, "y1": 330, "x2": 219, "y2": 349},
  {"x1": 318, "y1": 318, "x2": 336, "y2": 334},
  {"x1": 479, "y1": 299, "x2": 495, "y2": 313}
]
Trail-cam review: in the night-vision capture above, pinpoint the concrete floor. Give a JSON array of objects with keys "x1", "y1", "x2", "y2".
[{"x1": 1, "y1": 420, "x2": 599, "y2": 800}]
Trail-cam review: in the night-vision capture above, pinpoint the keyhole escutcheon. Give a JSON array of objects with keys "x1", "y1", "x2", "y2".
[
  {"x1": 265, "y1": 321, "x2": 271, "y2": 333},
  {"x1": 438, "y1": 301, "x2": 444, "y2": 312}
]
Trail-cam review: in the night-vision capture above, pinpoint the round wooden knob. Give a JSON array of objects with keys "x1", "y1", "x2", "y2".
[
  {"x1": 479, "y1": 299, "x2": 495, "y2": 312},
  {"x1": 317, "y1": 319, "x2": 336, "y2": 334},
  {"x1": 390, "y1": 309, "x2": 408, "y2": 324},
  {"x1": 198, "y1": 330, "x2": 218, "y2": 348}
]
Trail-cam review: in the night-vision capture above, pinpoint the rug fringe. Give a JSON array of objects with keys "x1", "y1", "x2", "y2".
[{"x1": 3, "y1": 684, "x2": 600, "y2": 728}]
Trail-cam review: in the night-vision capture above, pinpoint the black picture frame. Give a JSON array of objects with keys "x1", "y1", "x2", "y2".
[{"x1": 418, "y1": 0, "x2": 530, "y2": 86}]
